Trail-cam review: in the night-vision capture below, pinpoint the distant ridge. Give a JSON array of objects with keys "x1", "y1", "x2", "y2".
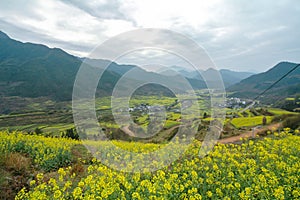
[
  {"x1": 228, "y1": 61, "x2": 300, "y2": 102},
  {"x1": 0, "y1": 31, "x2": 207, "y2": 101},
  {"x1": 157, "y1": 67, "x2": 254, "y2": 87}
]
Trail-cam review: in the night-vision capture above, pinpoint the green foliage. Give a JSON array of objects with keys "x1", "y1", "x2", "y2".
[
  {"x1": 61, "y1": 128, "x2": 81, "y2": 140},
  {"x1": 282, "y1": 114, "x2": 300, "y2": 130},
  {"x1": 67, "y1": 128, "x2": 79, "y2": 140},
  {"x1": 34, "y1": 127, "x2": 43, "y2": 135}
]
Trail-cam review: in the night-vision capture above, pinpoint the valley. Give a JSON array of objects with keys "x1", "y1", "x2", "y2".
[{"x1": 0, "y1": 30, "x2": 300, "y2": 200}]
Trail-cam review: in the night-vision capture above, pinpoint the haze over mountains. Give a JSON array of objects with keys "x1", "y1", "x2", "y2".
[
  {"x1": 0, "y1": 30, "x2": 299, "y2": 102},
  {"x1": 156, "y1": 66, "x2": 254, "y2": 87}
]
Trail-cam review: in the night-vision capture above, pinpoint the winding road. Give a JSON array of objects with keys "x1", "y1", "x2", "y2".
[
  {"x1": 218, "y1": 123, "x2": 281, "y2": 144},
  {"x1": 121, "y1": 122, "x2": 282, "y2": 144}
]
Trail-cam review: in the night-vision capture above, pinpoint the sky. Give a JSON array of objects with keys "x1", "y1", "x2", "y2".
[{"x1": 0, "y1": 0, "x2": 300, "y2": 72}]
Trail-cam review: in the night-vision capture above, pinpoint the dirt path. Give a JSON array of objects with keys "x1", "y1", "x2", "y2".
[
  {"x1": 218, "y1": 123, "x2": 281, "y2": 144},
  {"x1": 121, "y1": 125, "x2": 136, "y2": 137},
  {"x1": 121, "y1": 122, "x2": 282, "y2": 144}
]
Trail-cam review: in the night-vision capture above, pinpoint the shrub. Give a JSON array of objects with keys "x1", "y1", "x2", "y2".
[
  {"x1": 4, "y1": 153, "x2": 31, "y2": 175},
  {"x1": 282, "y1": 114, "x2": 300, "y2": 130}
]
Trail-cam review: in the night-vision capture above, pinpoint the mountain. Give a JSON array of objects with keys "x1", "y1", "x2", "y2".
[
  {"x1": 0, "y1": 31, "x2": 80, "y2": 100},
  {"x1": 200, "y1": 69, "x2": 254, "y2": 87},
  {"x1": 0, "y1": 31, "x2": 207, "y2": 102},
  {"x1": 157, "y1": 67, "x2": 254, "y2": 87},
  {"x1": 219, "y1": 69, "x2": 254, "y2": 87},
  {"x1": 156, "y1": 66, "x2": 200, "y2": 79},
  {"x1": 0, "y1": 31, "x2": 140, "y2": 100},
  {"x1": 228, "y1": 62, "x2": 300, "y2": 101},
  {"x1": 81, "y1": 58, "x2": 136, "y2": 76}
]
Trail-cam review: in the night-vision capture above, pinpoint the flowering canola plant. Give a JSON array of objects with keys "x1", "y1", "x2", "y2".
[
  {"x1": 0, "y1": 131, "x2": 81, "y2": 171},
  {"x1": 4, "y1": 129, "x2": 300, "y2": 199}
]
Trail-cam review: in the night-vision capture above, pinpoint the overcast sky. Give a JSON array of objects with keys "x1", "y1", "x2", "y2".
[{"x1": 0, "y1": 0, "x2": 299, "y2": 72}]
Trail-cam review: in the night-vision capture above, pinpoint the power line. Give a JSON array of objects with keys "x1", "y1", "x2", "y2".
[
  {"x1": 240, "y1": 63, "x2": 300, "y2": 112},
  {"x1": 253, "y1": 63, "x2": 300, "y2": 101}
]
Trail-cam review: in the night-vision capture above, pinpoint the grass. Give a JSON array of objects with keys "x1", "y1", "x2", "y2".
[
  {"x1": 0, "y1": 152, "x2": 33, "y2": 199},
  {"x1": 4, "y1": 153, "x2": 31, "y2": 174}
]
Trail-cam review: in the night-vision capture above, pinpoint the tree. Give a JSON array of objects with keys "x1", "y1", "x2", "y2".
[
  {"x1": 62, "y1": 128, "x2": 79, "y2": 140},
  {"x1": 262, "y1": 116, "x2": 267, "y2": 126},
  {"x1": 34, "y1": 127, "x2": 43, "y2": 135}
]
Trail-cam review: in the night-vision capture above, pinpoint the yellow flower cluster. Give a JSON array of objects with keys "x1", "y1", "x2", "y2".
[
  {"x1": 10, "y1": 129, "x2": 300, "y2": 199},
  {"x1": 0, "y1": 131, "x2": 80, "y2": 171}
]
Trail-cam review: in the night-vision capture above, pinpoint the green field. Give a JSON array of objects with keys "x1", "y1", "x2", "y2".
[
  {"x1": 1, "y1": 93, "x2": 299, "y2": 143},
  {"x1": 231, "y1": 116, "x2": 273, "y2": 128}
]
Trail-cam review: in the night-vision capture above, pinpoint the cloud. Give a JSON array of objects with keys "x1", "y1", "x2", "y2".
[
  {"x1": 0, "y1": 0, "x2": 135, "y2": 57},
  {"x1": 60, "y1": 0, "x2": 130, "y2": 21},
  {"x1": 0, "y1": 0, "x2": 299, "y2": 72}
]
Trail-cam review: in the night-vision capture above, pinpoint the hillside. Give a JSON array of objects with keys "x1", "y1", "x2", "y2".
[
  {"x1": 4, "y1": 30, "x2": 298, "y2": 106},
  {"x1": 0, "y1": 31, "x2": 90, "y2": 100},
  {"x1": 0, "y1": 31, "x2": 207, "y2": 102},
  {"x1": 228, "y1": 62, "x2": 300, "y2": 101}
]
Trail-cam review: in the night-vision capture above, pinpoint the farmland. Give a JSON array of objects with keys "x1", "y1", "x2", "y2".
[
  {"x1": 0, "y1": 94, "x2": 298, "y2": 142},
  {"x1": 230, "y1": 116, "x2": 273, "y2": 128},
  {"x1": 0, "y1": 129, "x2": 299, "y2": 199},
  {"x1": 1, "y1": 94, "x2": 300, "y2": 199}
]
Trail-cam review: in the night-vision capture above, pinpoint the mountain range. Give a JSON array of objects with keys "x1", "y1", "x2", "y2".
[
  {"x1": 156, "y1": 66, "x2": 254, "y2": 87},
  {"x1": 0, "y1": 31, "x2": 204, "y2": 100},
  {"x1": 1, "y1": 30, "x2": 299, "y2": 103}
]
